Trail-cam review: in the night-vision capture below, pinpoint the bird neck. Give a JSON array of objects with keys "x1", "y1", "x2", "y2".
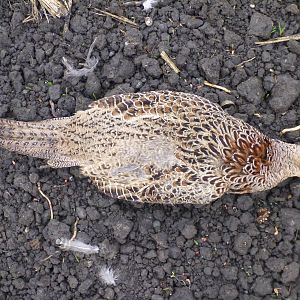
[
  {"x1": 287, "y1": 142, "x2": 300, "y2": 177},
  {"x1": 273, "y1": 140, "x2": 300, "y2": 178}
]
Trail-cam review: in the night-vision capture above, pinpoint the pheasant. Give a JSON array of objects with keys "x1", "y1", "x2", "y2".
[{"x1": 0, "y1": 91, "x2": 299, "y2": 204}]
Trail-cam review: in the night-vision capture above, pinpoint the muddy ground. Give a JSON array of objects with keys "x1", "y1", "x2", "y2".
[{"x1": 1, "y1": 0, "x2": 300, "y2": 299}]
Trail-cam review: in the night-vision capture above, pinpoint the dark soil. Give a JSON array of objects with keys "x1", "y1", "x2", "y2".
[{"x1": 1, "y1": 1, "x2": 300, "y2": 299}]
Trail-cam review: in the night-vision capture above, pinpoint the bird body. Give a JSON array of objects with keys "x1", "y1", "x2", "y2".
[{"x1": 0, "y1": 91, "x2": 299, "y2": 204}]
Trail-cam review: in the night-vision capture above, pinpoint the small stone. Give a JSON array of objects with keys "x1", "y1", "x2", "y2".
[
  {"x1": 225, "y1": 216, "x2": 240, "y2": 231},
  {"x1": 19, "y1": 207, "x2": 34, "y2": 226},
  {"x1": 76, "y1": 207, "x2": 87, "y2": 219},
  {"x1": 144, "y1": 249, "x2": 157, "y2": 259},
  {"x1": 236, "y1": 195, "x2": 254, "y2": 211},
  {"x1": 170, "y1": 287, "x2": 195, "y2": 300},
  {"x1": 142, "y1": 57, "x2": 162, "y2": 78},
  {"x1": 266, "y1": 257, "x2": 285, "y2": 272},
  {"x1": 219, "y1": 284, "x2": 238, "y2": 300},
  {"x1": 281, "y1": 262, "x2": 300, "y2": 283},
  {"x1": 234, "y1": 233, "x2": 252, "y2": 255},
  {"x1": 42, "y1": 219, "x2": 70, "y2": 242},
  {"x1": 248, "y1": 12, "x2": 273, "y2": 38},
  {"x1": 23, "y1": 67, "x2": 36, "y2": 83},
  {"x1": 14, "y1": 174, "x2": 33, "y2": 193},
  {"x1": 145, "y1": 17, "x2": 153, "y2": 26},
  {"x1": 12, "y1": 278, "x2": 25, "y2": 290},
  {"x1": 104, "y1": 287, "x2": 115, "y2": 300},
  {"x1": 290, "y1": 182, "x2": 300, "y2": 199},
  {"x1": 286, "y1": 4, "x2": 299, "y2": 14},
  {"x1": 269, "y1": 75, "x2": 300, "y2": 113},
  {"x1": 0, "y1": 104, "x2": 8, "y2": 117},
  {"x1": 288, "y1": 40, "x2": 300, "y2": 55},
  {"x1": 252, "y1": 277, "x2": 272, "y2": 296},
  {"x1": 199, "y1": 247, "x2": 212, "y2": 260},
  {"x1": 0, "y1": 27, "x2": 12, "y2": 49},
  {"x1": 9, "y1": 71, "x2": 23, "y2": 93},
  {"x1": 29, "y1": 173, "x2": 39, "y2": 184},
  {"x1": 263, "y1": 75, "x2": 277, "y2": 92},
  {"x1": 85, "y1": 73, "x2": 101, "y2": 97},
  {"x1": 151, "y1": 295, "x2": 164, "y2": 300},
  {"x1": 70, "y1": 15, "x2": 88, "y2": 34},
  {"x1": 152, "y1": 232, "x2": 168, "y2": 248},
  {"x1": 204, "y1": 286, "x2": 219, "y2": 299},
  {"x1": 181, "y1": 224, "x2": 197, "y2": 239},
  {"x1": 35, "y1": 48, "x2": 45, "y2": 63},
  {"x1": 261, "y1": 51, "x2": 271, "y2": 62},
  {"x1": 78, "y1": 279, "x2": 93, "y2": 294},
  {"x1": 57, "y1": 95, "x2": 76, "y2": 113},
  {"x1": 92, "y1": 34, "x2": 106, "y2": 52},
  {"x1": 186, "y1": 17, "x2": 204, "y2": 29},
  {"x1": 221, "y1": 266, "x2": 238, "y2": 280},
  {"x1": 281, "y1": 53, "x2": 297, "y2": 72},
  {"x1": 169, "y1": 246, "x2": 182, "y2": 259},
  {"x1": 68, "y1": 276, "x2": 78, "y2": 289},
  {"x1": 153, "y1": 220, "x2": 161, "y2": 229},
  {"x1": 157, "y1": 249, "x2": 168, "y2": 262},
  {"x1": 237, "y1": 77, "x2": 264, "y2": 105},
  {"x1": 112, "y1": 218, "x2": 133, "y2": 243},
  {"x1": 224, "y1": 30, "x2": 242, "y2": 47},
  {"x1": 102, "y1": 53, "x2": 135, "y2": 83},
  {"x1": 153, "y1": 266, "x2": 165, "y2": 279},
  {"x1": 48, "y1": 84, "x2": 61, "y2": 101},
  {"x1": 199, "y1": 56, "x2": 221, "y2": 83},
  {"x1": 253, "y1": 263, "x2": 264, "y2": 276},
  {"x1": 86, "y1": 206, "x2": 100, "y2": 220},
  {"x1": 204, "y1": 266, "x2": 212, "y2": 275},
  {"x1": 281, "y1": 208, "x2": 300, "y2": 233},
  {"x1": 99, "y1": 239, "x2": 120, "y2": 259}
]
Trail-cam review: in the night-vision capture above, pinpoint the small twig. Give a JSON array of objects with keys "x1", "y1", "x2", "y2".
[
  {"x1": 70, "y1": 217, "x2": 79, "y2": 241},
  {"x1": 40, "y1": 254, "x2": 53, "y2": 262},
  {"x1": 160, "y1": 51, "x2": 180, "y2": 74},
  {"x1": 37, "y1": 182, "x2": 54, "y2": 220},
  {"x1": 93, "y1": 8, "x2": 138, "y2": 27},
  {"x1": 281, "y1": 125, "x2": 300, "y2": 135},
  {"x1": 236, "y1": 57, "x2": 256, "y2": 68},
  {"x1": 49, "y1": 100, "x2": 58, "y2": 118},
  {"x1": 40, "y1": 251, "x2": 60, "y2": 262},
  {"x1": 123, "y1": 1, "x2": 142, "y2": 6},
  {"x1": 255, "y1": 33, "x2": 300, "y2": 46},
  {"x1": 204, "y1": 81, "x2": 232, "y2": 94}
]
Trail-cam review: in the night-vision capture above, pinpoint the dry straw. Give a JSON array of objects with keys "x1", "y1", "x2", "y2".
[{"x1": 24, "y1": 0, "x2": 70, "y2": 22}]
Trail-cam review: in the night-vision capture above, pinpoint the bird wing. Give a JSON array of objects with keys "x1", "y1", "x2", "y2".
[{"x1": 78, "y1": 91, "x2": 230, "y2": 204}]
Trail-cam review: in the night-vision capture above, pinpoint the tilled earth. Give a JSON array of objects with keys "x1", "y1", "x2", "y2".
[{"x1": 1, "y1": 0, "x2": 300, "y2": 299}]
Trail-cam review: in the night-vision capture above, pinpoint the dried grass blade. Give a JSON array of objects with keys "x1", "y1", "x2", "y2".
[
  {"x1": 204, "y1": 81, "x2": 232, "y2": 94},
  {"x1": 93, "y1": 8, "x2": 138, "y2": 27},
  {"x1": 38, "y1": 0, "x2": 69, "y2": 18},
  {"x1": 160, "y1": 51, "x2": 180, "y2": 74},
  {"x1": 255, "y1": 33, "x2": 300, "y2": 46},
  {"x1": 281, "y1": 125, "x2": 300, "y2": 135}
]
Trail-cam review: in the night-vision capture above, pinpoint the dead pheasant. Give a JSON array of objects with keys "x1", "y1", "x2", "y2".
[{"x1": 0, "y1": 91, "x2": 299, "y2": 204}]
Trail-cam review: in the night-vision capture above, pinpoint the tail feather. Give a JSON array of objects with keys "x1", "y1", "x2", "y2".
[{"x1": 0, "y1": 117, "x2": 80, "y2": 167}]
